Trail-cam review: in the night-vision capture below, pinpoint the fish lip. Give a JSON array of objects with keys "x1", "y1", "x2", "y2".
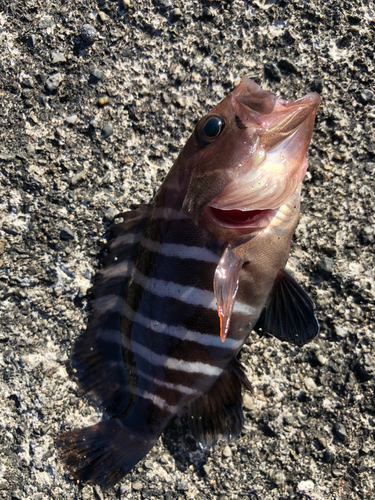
[
  {"x1": 203, "y1": 206, "x2": 278, "y2": 233},
  {"x1": 234, "y1": 90, "x2": 321, "y2": 139}
]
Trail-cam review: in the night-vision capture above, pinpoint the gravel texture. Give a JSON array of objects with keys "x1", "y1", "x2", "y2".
[{"x1": 0, "y1": 1, "x2": 374, "y2": 499}]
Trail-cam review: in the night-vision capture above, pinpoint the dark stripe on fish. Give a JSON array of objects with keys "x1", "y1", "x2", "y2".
[
  {"x1": 121, "y1": 319, "x2": 235, "y2": 366},
  {"x1": 135, "y1": 243, "x2": 218, "y2": 290}
]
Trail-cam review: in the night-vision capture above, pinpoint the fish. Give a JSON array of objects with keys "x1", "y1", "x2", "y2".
[{"x1": 56, "y1": 76, "x2": 320, "y2": 490}]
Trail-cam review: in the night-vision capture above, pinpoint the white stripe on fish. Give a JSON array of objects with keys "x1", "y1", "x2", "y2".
[
  {"x1": 139, "y1": 236, "x2": 220, "y2": 264},
  {"x1": 132, "y1": 267, "x2": 255, "y2": 317},
  {"x1": 127, "y1": 384, "x2": 179, "y2": 413},
  {"x1": 122, "y1": 301, "x2": 243, "y2": 349},
  {"x1": 135, "y1": 367, "x2": 199, "y2": 396},
  {"x1": 121, "y1": 337, "x2": 223, "y2": 376}
]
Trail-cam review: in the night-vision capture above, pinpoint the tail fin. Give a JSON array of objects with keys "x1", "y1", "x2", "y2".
[{"x1": 56, "y1": 419, "x2": 156, "y2": 490}]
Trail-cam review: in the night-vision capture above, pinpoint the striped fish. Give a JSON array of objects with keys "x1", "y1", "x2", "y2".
[{"x1": 56, "y1": 77, "x2": 320, "y2": 490}]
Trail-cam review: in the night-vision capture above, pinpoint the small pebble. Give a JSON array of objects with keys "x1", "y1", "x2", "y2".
[
  {"x1": 298, "y1": 480, "x2": 315, "y2": 493},
  {"x1": 89, "y1": 68, "x2": 104, "y2": 84},
  {"x1": 0, "y1": 153, "x2": 15, "y2": 161},
  {"x1": 28, "y1": 34, "x2": 36, "y2": 47},
  {"x1": 363, "y1": 226, "x2": 374, "y2": 235},
  {"x1": 310, "y1": 80, "x2": 323, "y2": 93},
  {"x1": 81, "y1": 23, "x2": 97, "y2": 43},
  {"x1": 51, "y1": 51, "x2": 66, "y2": 63},
  {"x1": 177, "y1": 481, "x2": 189, "y2": 491},
  {"x1": 66, "y1": 114, "x2": 78, "y2": 125},
  {"x1": 132, "y1": 481, "x2": 143, "y2": 491},
  {"x1": 283, "y1": 414, "x2": 295, "y2": 426},
  {"x1": 322, "y1": 449, "x2": 334, "y2": 463},
  {"x1": 39, "y1": 16, "x2": 54, "y2": 29},
  {"x1": 21, "y1": 77, "x2": 34, "y2": 89},
  {"x1": 2, "y1": 225, "x2": 18, "y2": 236},
  {"x1": 71, "y1": 170, "x2": 86, "y2": 185},
  {"x1": 316, "y1": 256, "x2": 334, "y2": 278},
  {"x1": 362, "y1": 225, "x2": 374, "y2": 243},
  {"x1": 55, "y1": 127, "x2": 64, "y2": 138},
  {"x1": 90, "y1": 118, "x2": 101, "y2": 128},
  {"x1": 101, "y1": 123, "x2": 114, "y2": 138},
  {"x1": 317, "y1": 353, "x2": 328, "y2": 365},
  {"x1": 45, "y1": 73, "x2": 63, "y2": 92},
  {"x1": 277, "y1": 58, "x2": 298, "y2": 74},
  {"x1": 60, "y1": 228, "x2": 74, "y2": 241},
  {"x1": 334, "y1": 325, "x2": 348, "y2": 338},
  {"x1": 159, "y1": 454, "x2": 169, "y2": 464},
  {"x1": 144, "y1": 459, "x2": 154, "y2": 470},
  {"x1": 203, "y1": 464, "x2": 211, "y2": 475},
  {"x1": 361, "y1": 443, "x2": 370, "y2": 454},
  {"x1": 333, "y1": 423, "x2": 347, "y2": 441},
  {"x1": 360, "y1": 89, "x2": 374, "y2": 103},
  {"x1": 332, "y1": 468, "x2": 344, "y2": 477},
  {"x1": 98, "y1": 96, "x2": 109, "y2": 106},
  {"x1": 273, "y1": 472, "x2": 286, "y2": 485},
  {"x1": 243, "y1": 392, "x2": 255, "y2": 410},
  {"x1": 364, "y1": 162, "x2": 375, "y2": 173},
  {"x1": 176, "y1": 96, "x2": 187, "y2": 107},
  {"x1": 222, "y1": 445, "x2": 232, "y2": 458},
  {"x1": 119, "y1": 484, "x2": 131, "y2": 494},
  {"x1": 304, "y1": 377, "x2": 317, "y2": 391},
  {"x1": 98, "y1": 11, "x2": 109, "y2": 22}
]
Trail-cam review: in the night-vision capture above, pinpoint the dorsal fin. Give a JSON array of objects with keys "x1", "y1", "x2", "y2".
[
  {"x1": 188, "y1": 359, "x2": 251, "y2": 447},
  {"x1": 72, "y1": 205, "x2": 150, "y2": 417},
  {"x1": 255, "y1": 269, "x2": 320, "y2": 346}
]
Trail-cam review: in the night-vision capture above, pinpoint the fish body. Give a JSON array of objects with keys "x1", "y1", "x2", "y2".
[{"x1": 56, "y1": 77, "x2": 320, "y2": 489}]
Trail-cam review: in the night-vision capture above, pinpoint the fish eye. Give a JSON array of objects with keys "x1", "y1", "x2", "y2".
[{"x1": 195, "y1": 114, "x2": 225, "y2": 146}]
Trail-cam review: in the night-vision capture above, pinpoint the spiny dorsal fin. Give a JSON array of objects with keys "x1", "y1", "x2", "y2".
[
  {"x1": 73, "y1": 205, "x2": 150, "y2": 417},
  {"x1": 255, "y1": 269, "x2": 319, "y2": 346},
  {"x1": 188, "y1": 360, "x2": 251, "y2": 447}
]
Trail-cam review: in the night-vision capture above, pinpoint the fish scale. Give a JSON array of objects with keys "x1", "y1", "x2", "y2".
[{"x1": 56, "y1": 77, "x2": 320, "y2": 490}]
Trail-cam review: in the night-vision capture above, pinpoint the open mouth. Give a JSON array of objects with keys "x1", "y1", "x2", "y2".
[{"x1": 207, "y1": 206, "x2": 277, "y2": 231}]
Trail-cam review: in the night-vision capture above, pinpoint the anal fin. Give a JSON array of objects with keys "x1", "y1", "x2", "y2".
[
  {"x1": 188, "y1": 360, "x2": 251, "y2": 447},
  {"x1": 255, "y1": 268, "x2": 320, "y2": 346}
]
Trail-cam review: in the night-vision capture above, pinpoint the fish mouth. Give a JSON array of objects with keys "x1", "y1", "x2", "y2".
[
  {"x1": 204, "y1": 206, "x2": 277, "y2": 233},
  {"x1": 207, "y1": 89, "x2": 320, "y2": 219}
]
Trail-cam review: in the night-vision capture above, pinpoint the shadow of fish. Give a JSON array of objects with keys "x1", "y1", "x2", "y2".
[{"x1": 56, "y1": 76, "x2": 320, "y2": 490}]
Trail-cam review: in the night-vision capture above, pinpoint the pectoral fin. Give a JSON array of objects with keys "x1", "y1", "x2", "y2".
[
  {"x1": 256, "y1": 269, "x2": 319, "y2": 346},
  {"x1": 214, "y1": 246, "x2": 243, "y2": 342}
]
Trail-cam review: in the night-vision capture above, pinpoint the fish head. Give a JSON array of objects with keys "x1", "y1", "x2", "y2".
[{"x1": 179, "y1": 76, "x2": 320, "y2": 241}]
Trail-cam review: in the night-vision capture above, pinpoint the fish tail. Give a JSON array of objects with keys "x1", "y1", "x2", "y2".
[{"x1": 56, "y1": 418, "x2": 156, "y2": 490}]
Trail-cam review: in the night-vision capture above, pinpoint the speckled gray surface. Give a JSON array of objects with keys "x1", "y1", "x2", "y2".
[{"x1": 0, "y1": 1, "x2": 375, "y2": 499}]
